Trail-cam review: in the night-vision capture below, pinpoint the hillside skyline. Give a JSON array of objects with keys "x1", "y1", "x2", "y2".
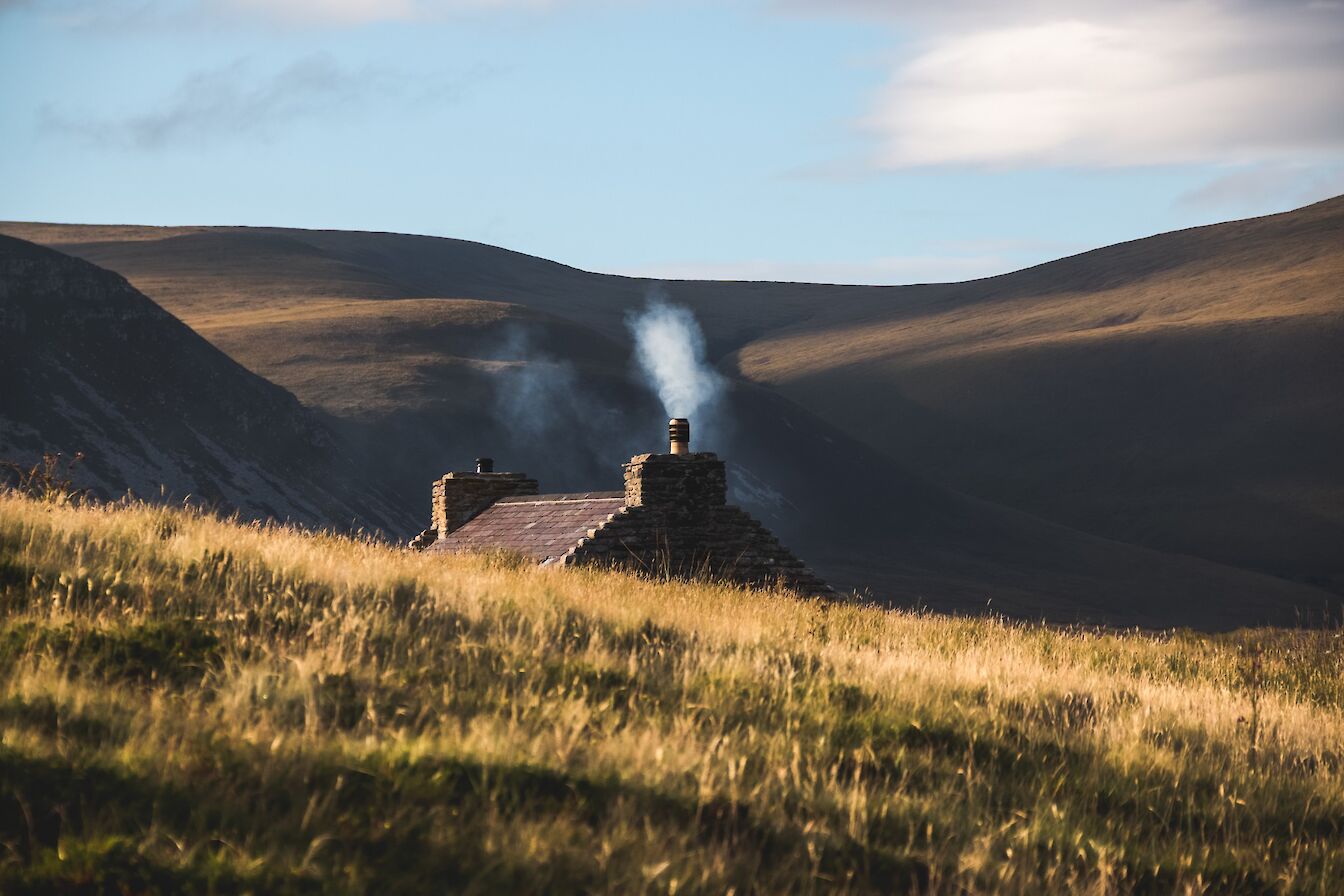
[
  {"x1": 8, "y1": 190, "x2": 1344, "y2": 286},
  {"x1": 3, "y1": 0, "x2": 1343, "y2": 284},
  {"x1": 6, "y1": 193, "x2": 1340, "y2": 627}
]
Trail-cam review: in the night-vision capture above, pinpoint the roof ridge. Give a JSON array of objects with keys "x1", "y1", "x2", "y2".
[{"x1": 496, "y1": 492, "x2": 624, "y2": 505}]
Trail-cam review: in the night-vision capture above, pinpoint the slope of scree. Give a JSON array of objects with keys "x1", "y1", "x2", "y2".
[{"x1": 0, "y1": 235, "x2": 414, "y2": 536}]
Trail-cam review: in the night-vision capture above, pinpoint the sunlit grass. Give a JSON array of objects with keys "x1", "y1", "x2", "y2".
[{"x1": 1, "y1": 491, "x2": 1341, "y2": 893}]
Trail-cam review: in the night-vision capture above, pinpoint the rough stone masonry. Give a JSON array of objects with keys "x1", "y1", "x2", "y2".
[{"x1": 413, "y1": 422, "x2": 830, "y2": 596}]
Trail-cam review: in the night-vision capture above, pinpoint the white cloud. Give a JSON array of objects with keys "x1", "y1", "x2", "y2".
[{"x1": 799, "y1": 1, "x2": 1344, "y2": 168}]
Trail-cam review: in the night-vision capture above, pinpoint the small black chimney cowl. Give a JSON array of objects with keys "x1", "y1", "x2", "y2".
[
  {"x1": 476, "y1": 457, "x2": 494, "y2": 474},
  {"x1": 668, "y1": 418, "x2": 690, "y2": 455}
]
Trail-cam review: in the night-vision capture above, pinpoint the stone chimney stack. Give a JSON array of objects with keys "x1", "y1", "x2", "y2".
[
  {"x1": 432, "y1": 466, "x2": 538, "y2": 535},
  {"x1": 624, "y1": 420, "x2": 725, "y2": 516}
]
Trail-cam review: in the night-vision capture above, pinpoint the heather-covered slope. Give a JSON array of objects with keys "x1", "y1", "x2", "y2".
[{"x1": 0, "y1": 235, "x2": 413, "y2": 535}]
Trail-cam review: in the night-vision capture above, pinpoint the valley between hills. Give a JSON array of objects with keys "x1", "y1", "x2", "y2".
[{"x1": 2, "y1": 196, "x2": 1341, "y2": 628}]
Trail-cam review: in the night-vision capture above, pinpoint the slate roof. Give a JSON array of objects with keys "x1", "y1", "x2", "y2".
[{"x1": 432, "y1": 492, "x2": 626, "y2": 563}]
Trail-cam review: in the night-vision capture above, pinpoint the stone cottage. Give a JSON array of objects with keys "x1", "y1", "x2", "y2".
[{"x1": 411, "y1": 419, "x2": 830, "y2": 595}]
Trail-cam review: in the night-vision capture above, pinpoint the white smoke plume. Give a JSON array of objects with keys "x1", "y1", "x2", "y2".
[
  {"x1": 626, "y1": 294, "x2": 725, "y2": 422},
  {"x1": 491, "y1": 326, "x2": 582, "y2": 439},
  {"x1": 487, "y1": 323, "x2": 648, "y2": 486}
]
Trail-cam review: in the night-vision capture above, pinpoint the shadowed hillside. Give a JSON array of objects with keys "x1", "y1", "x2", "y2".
[
  {"x1": 4, "y1": 200, "x2": 1340, "y2": 625},
  {"x1": 728, "y1": 197, "x2": 1344, "y2": 595},
  {"x1": 0, "y1": 235, "x2": 413, "y2": 535}
]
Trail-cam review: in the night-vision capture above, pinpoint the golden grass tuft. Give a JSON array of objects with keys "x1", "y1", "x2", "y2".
[{"x1": 1, "y1": 491, "x2": 1341, "y2": 893}]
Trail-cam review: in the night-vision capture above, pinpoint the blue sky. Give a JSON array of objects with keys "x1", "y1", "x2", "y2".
[{"x1": 2, "y1": 0, "x2": 1342, "y2": 283}]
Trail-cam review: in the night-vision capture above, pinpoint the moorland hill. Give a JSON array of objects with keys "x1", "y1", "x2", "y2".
[
  {"x1": 0, "y1": 235, "x2": 411, "y2": 533},
  {"x1": 3, "y1": 199, "x2": 1340, "y2": 625}
]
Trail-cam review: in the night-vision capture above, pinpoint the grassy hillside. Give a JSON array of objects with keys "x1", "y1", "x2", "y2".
[
  {"x1": 5, "y1": 209, "x2": 1341, "y2": 626},
  {"x1": 2, "y1": 492, "x2": 1342, "y2": 893}
]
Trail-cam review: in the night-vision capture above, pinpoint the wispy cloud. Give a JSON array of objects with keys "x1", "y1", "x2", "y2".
[
  {"x1": 38, "y1": 53, "x2": 463, "y2": 148},
  {"x1": 781, "y1": 0, "x2": 1344, "y2": 170}
]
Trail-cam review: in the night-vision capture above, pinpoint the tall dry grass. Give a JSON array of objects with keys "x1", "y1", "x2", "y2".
[{"x1": 0, "y1": 491, "x2": 1341, "y2": 894}]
